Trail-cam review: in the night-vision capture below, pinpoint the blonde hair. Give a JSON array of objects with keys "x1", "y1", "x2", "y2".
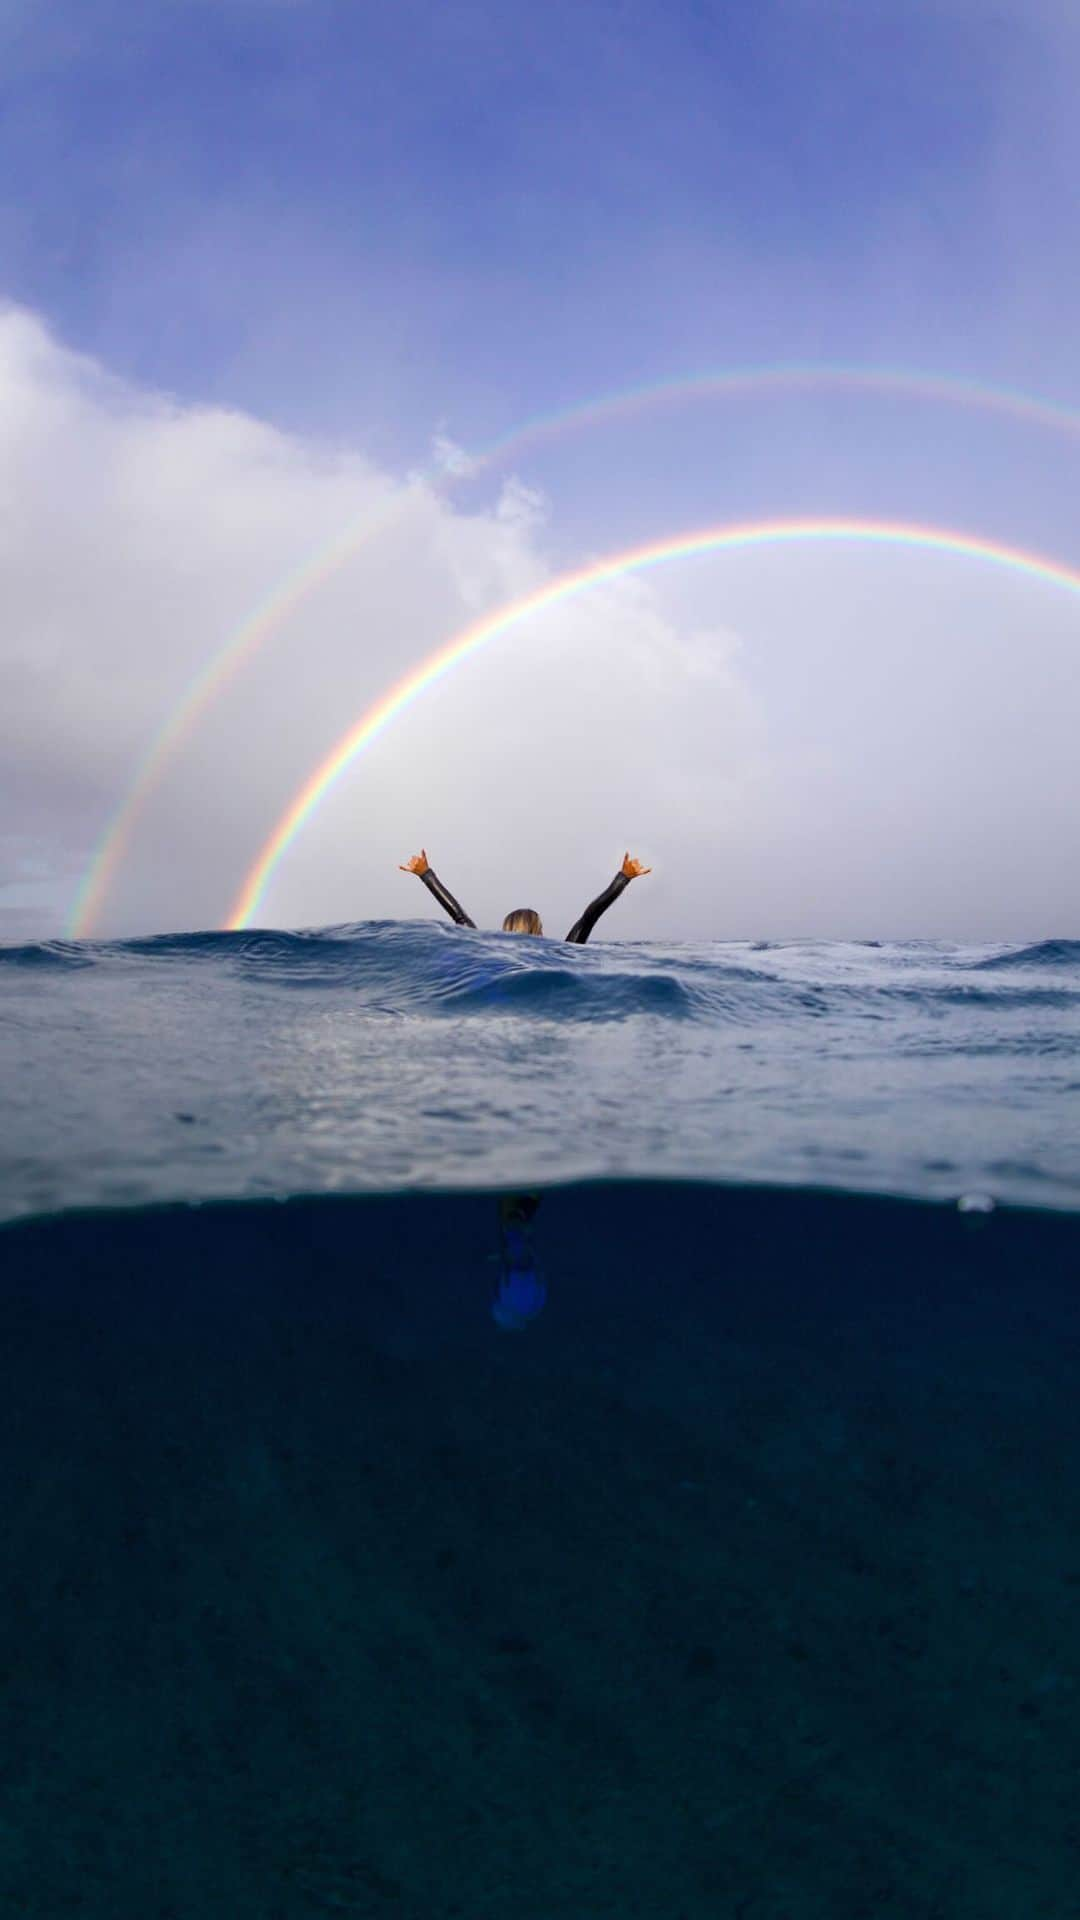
[{"x1": 502, "y1": 908, "x2": 544, "y2": 936}]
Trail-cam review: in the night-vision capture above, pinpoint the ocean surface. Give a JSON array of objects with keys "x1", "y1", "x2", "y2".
[
  {"x1": 3, "y1": 923, "x2": 1080, "y2": 1916},
  {"x1": 3, "y1": 923, "x2": 1079, "y2": 1218}
]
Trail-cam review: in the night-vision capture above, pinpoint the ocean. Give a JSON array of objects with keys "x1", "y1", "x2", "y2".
[{"x1": 2, "y1": 924, "x2": 1079, "y2": 1916}]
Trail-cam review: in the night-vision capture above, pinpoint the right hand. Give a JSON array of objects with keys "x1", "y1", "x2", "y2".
[{"x1": 399, "y1": 849, "x2": 430, "y2": 876}]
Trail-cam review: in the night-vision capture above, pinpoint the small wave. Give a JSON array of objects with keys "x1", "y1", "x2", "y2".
[
  {"x1": 906, "y1": 984, "x2": 1080, "y2": 1012},
  {"x1": 0, "y1": 939, "x2": 97, "y2": 970},
  {"x1": 963, "y1": 939, "x2": 1080, "y2": 972},
  {"x1": 435, "y1": 965, "x2": 701, "y2": 1021}
]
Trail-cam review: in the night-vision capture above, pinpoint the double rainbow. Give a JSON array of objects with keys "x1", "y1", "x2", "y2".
[
  {"x1": 226, "y1": 515, "x2": 1080, "y2": 930},
  {"x1": 67, "y1": 361, "x2": 1080, "y2": 935}
]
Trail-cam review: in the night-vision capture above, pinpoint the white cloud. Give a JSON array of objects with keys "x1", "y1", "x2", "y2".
[
  {"x1": 1, "y1": 305, "x2": 1077, "y2": 945},
  {"x1": 428, "y1": 431, "x2": 478, "y2": 479},
  {"x1": 494, "y1": 476, "x2": 549, "y2": 531}
]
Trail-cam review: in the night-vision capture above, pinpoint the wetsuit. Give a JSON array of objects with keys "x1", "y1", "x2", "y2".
[
  {"x1": 564, "y1": 871, "x2": 632, "y2": 945},
  {"x1": 419, "y1": 867, "x2": 632, "y2": 944},
  {"x1": 419, "y1": 868, "x2": 476, "y2": 927}
]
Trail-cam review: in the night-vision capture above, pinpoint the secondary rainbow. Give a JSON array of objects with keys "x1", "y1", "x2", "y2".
[
  {"x1": 226, "y1": 515, "x2": 1080, "y2": 930},
  {"x1": 475, "y1": 362, "x2": 1080, "y2": 469},
  {"x1": 65, "y1": 481, "x2": 424, "y2": 938},
  {"x1": 68, "y1": 362, "x2": 1080, "y2": 936}
]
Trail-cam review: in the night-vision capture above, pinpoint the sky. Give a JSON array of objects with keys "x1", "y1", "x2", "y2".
[{"x1": 2, "y1": 0, "x2": 1079, "y2": 942}]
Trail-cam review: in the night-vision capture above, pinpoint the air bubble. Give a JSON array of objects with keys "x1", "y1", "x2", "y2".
[{"x1": 957, "y1": 1192, "x2": 996, "y2": 1214}]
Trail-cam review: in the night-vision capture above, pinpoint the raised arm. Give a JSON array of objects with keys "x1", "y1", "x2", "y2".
[
  {"x1": 565, "y1": 852, "x2": 651, "y2": 945},
  {"x1": 399, "y1": 850, "x2": 477, "y2": 928}
]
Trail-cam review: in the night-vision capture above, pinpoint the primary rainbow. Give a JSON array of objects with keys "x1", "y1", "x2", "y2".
[
  {"x1": 226, "y1": 515, "x2": 1080, "y2": 930},
  {"x1": 68, "y1": 362, "x2": 1080, "y2": 936}
]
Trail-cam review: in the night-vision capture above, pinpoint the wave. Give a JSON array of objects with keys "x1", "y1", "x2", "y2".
[
  {"x1": 0, "y1": 922, "x2": 773, "y2": 1016},
  {"x1": 0, "y1": 937, "x2": 99, "y2": 970},
  {"x1": 962, "y1": 939, "x2": 1080, "y2": 971},
  {"x1": 3, "y1": 923, "x2": 1078, "y2": 1026}
]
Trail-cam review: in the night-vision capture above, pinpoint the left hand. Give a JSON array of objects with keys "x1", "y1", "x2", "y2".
[{"x1": 621, "y1": 851, "x2": 651, "y2": 879}]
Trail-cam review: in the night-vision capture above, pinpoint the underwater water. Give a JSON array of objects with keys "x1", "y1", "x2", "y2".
[{"x1": 2, "y1": 925, "x2": 1079, "y2": 1916}]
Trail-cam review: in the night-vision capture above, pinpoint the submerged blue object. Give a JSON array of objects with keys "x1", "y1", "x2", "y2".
[
  {"x1": 492, "y1": 1222, "x2": 547, "y2": 1330},
  {"x1": 492, "y1": 1265, "x2": 548, "y2": 1331}
]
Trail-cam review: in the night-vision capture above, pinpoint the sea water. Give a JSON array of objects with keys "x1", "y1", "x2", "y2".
[
  {"x1": 2, "y1": 924, "x2": 1079, "y2": 1916},
  {"x1": 4, "y1": 924, "x2": 1078, "y2": 1218}
]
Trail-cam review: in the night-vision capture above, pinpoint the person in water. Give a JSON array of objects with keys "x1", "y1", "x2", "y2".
[
  {"x1": 398, "y1": 848, "x2": 651, "y2": 942},
  {"x1": 399, "y1": 847, "x2": 652, "y2": 1329}
]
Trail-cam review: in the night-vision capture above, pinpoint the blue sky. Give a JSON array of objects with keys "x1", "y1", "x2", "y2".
[
  {"x1": 2, "y1": 0, "x2": 1079, "y2": 939},
  {"x1": 3, "y1": 0, "x2": 1073, "y2": 450}
]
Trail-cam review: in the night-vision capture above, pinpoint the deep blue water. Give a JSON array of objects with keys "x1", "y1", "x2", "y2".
[
  {"x1": 3, "y1": 923, "x2": 1079, "y2": 1219},
  {"x1": 3, "y1": 924, "x2": 1080, "y2": 1915}
]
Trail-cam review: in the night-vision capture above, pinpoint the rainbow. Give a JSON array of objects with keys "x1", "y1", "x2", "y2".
[
  {"x1": 67, "y1": 362, "x2": 1080, "y2": 936},
  {"x1": 226, "y1": 515, "x2": 1080, "y2": 930},
  {"x1": 475, "y1": 363, "x2": 1080, "y2": 468},
  {"x1": 65, "y1": 480, "x2": 427, "y2": 937}
]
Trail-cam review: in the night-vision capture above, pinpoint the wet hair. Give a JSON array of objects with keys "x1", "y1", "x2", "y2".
[{"x1": 502, "y1": 908, "x2": 544, "y2": 936}]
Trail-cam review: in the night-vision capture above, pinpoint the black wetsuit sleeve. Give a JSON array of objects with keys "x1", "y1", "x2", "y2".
[
  {"x1": 565, "y1": 871, "x2": 631, "y2": 944},
  {"x1": 420, "y1": 867, "x2": 476, "y2": 928}
]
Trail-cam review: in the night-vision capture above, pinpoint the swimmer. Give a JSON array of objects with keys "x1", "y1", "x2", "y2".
[
  {"x1": 398, "y1": 849, "x2": 652, "y2": 943},
  {"x1": 398, "y1": 848, "x2": 652, "y2": 1328}
]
